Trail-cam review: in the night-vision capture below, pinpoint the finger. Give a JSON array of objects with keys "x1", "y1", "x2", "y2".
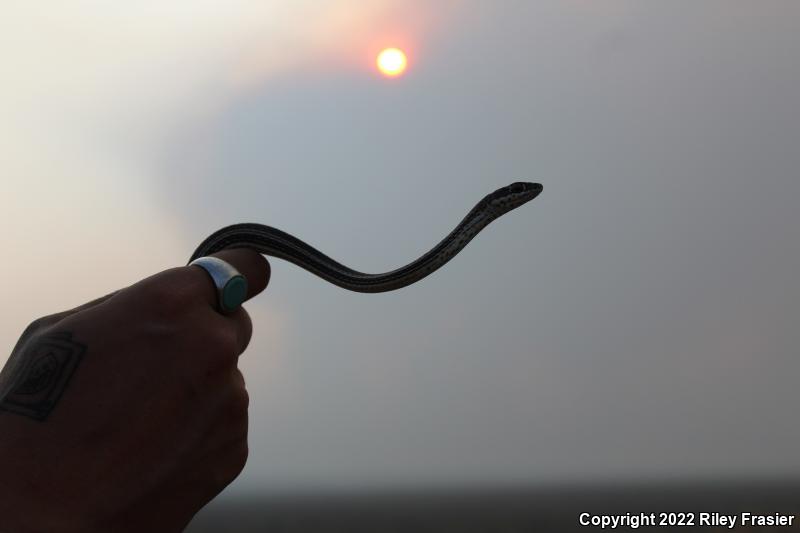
[
  {"x1": 232, "y1": 368, "x2": 246, "y2": 388},
  {"x1": 187, "y1": 248, "x2": 271, "y2": 312},
  {"x1": 225, "y1": 306, "x2": 253, "y2": 356}
]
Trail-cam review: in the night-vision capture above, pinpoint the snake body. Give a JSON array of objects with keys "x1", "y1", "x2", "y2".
[{"x1": 188, "y1": 182, "x2": 542, "y2": 293}]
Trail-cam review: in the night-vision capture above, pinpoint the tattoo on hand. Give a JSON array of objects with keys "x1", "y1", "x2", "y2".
[{"x1": 0, "y1": 331, "x2": 86, "y2": 421}]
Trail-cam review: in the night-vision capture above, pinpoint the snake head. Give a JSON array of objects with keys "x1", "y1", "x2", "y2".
[{"x1": 486, "y1": 182, "x2": 543, "y2": 214}]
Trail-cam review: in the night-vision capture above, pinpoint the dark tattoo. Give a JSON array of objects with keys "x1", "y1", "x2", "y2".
[{"x1": 0, "y1": 331, "x2": 86, "y2": 421}]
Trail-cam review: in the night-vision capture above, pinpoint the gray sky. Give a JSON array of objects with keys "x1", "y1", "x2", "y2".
[{"x1": 2, "y1": 1, "x2": 800, "y2": 496}]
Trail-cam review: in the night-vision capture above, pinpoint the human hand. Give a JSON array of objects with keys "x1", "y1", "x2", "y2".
[{"x1": 0, "y1": 249, "x2": 269, "y2": 533}]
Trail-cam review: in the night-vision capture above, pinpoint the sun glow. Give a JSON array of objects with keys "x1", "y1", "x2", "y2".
[{"x1": 376, "y1": 47, "x2": 407, "y2": 77}]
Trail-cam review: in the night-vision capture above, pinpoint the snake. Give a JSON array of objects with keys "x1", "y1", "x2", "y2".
[{"x1": 188, "y1": 182, "x2": 542, "y2": 293}]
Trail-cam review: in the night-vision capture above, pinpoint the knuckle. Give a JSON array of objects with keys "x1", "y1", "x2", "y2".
[
  {"x1": 230, "y1": 386, "x2": 250, "y2": 415},
  {"x1": 177, "y1": 325, "x2": 238, "y2": 384},
  {"x1": 139, "y1": 278, "x2": 171, "y2": 302},
  {"x1": 204, "y1": 327, "x2": 239, "y2": 364},
  {"x1": 139, "y1": 275, "x2": 195, "y2": 316}
]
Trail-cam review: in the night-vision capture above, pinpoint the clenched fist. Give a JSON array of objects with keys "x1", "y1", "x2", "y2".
[{"x1": 0, "y1": 248, "x2": 270, "y2": 533}]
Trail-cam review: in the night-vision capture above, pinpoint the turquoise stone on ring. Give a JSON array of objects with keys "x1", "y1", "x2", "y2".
[{"x1": 222, "y1": 276, "x2": 248, "y2": 313}]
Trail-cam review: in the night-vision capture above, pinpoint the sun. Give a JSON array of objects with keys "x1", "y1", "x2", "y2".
[{"x1": 376, "y1": 48, "x2": 407, "y2": 78}]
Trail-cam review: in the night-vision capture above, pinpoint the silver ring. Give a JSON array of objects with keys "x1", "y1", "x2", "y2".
[{"x1": 189, "y1": 256, "x2": 248, "y2": 314}]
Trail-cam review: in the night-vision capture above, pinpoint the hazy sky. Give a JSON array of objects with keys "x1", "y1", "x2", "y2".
[{"x1": 2, "y1": 1, "x2": 800, "y2": 497}]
